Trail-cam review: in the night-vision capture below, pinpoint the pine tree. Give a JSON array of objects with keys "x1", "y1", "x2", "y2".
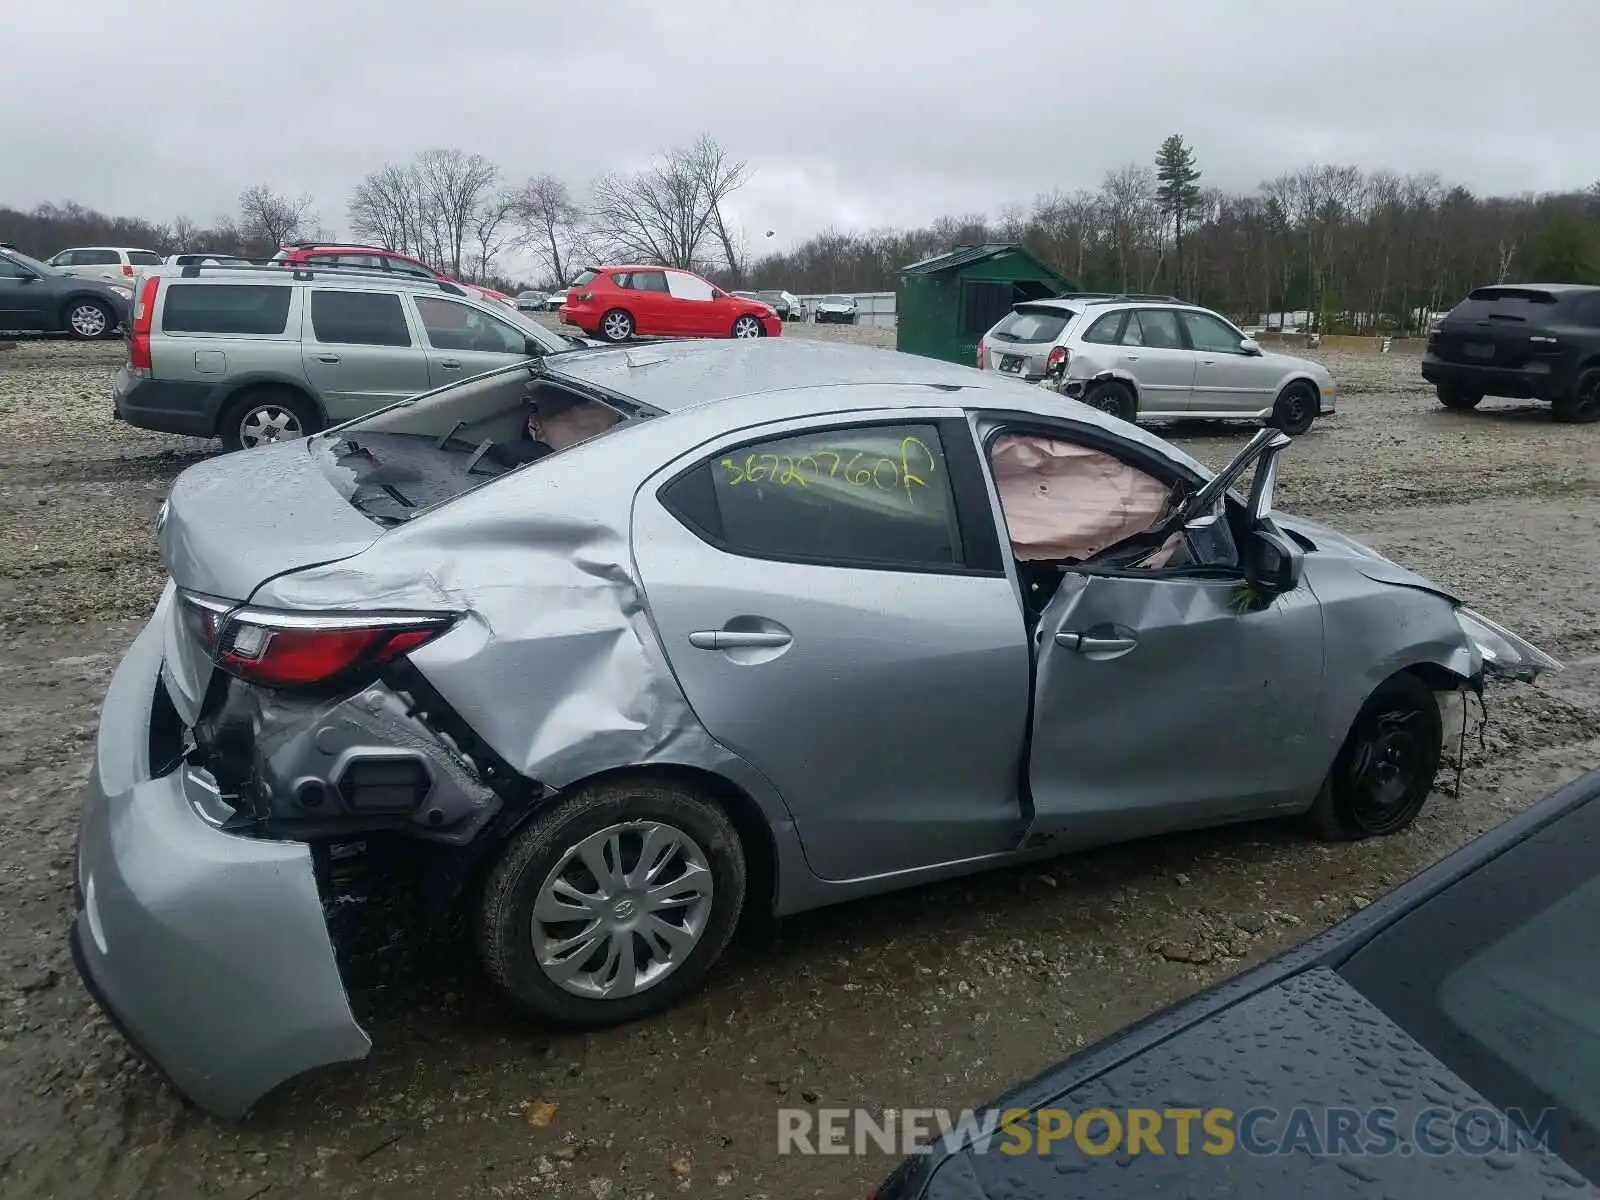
[{"x1": 1155, "y1": 134, "x2": 1202, "y2": 296}]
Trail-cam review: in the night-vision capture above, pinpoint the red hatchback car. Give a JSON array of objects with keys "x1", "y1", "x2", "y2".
[
  {"x1": 274, "y1": 243, "x2": 516, "y2": 309},
  {"x1": 560, "y1": 265, "x2": 781, "y2": 341}
]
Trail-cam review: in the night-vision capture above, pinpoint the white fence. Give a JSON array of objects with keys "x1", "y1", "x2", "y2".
[{"x1": 793, "y1": 291, "x2": 897, "y2": 329}]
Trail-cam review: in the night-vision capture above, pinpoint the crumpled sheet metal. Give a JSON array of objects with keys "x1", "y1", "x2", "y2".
[
  {"x1": 990, "y1": 434, "x2": 1171, "y2": 561},
  {"x1": 252, "y1": 426, "x2": 731, "y2": 792}
]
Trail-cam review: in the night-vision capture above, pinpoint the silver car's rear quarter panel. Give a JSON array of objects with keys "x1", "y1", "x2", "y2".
[{"x1": 74, "y1": 611, "x2": 370, "y2": 1120}]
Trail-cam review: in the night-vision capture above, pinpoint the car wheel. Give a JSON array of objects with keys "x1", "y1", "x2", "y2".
[
  {"x1": 476, "y1": 777, "x2": 747, "y2": 1026},
  {"x1": 731, "y1": 315, "x2": 763, "y2": 339},
  {"x1": 1270, "y1": 381, "x2": 1318, "y2": 436},
  {"x1": 1309, "y1": 672, "x2": 1443, "y2": 841},
  {"x1": 64, "y1": 299, "x2": 113, "y2": 341},
  {"x1": 220, "y1": 389, "x2": 322, "y2": 453},
  {"x1": 1553, "y1": 367, "x2": 1600, "y2": 424},
  {"x1": 1436, "y1": 383, "x2": 1483, "y2": 411},
  {"x1": 599, "y1": 309, "x2": 635, "y2": 342},
  {"x1": 1082, "y1": 379, "x2": 1136, "y2": 422}
]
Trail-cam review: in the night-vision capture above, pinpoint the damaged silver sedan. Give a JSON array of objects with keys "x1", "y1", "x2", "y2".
[{"x1": 74, "y1": 338, "x2": 1560, "y2": 1119}]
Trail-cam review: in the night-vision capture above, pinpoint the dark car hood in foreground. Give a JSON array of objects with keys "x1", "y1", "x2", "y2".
[{"x1": 913, "y1": 968, "x2": 1589, "y2": 1198}]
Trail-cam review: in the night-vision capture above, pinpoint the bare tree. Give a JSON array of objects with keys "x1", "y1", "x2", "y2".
[
  {"x1": 413, "y1": 148, "x2": 499, "y2": 276},
  {"x1": 469, "y1": 189, "x2": 518, "y2": 282},
  {"x1": 349, "y1": 164, "x2": 421, "y2": 255},
  {"x1": 236, "y1": 184, "x2": 316, "y2": 252},
  {"x1": 1100, "y1": 164, "x2": 1159, "y2": 291},
  {"x1": 510, "y1": 174, "x2": 585, "y2": 286},
  {"x1": 587, "y1": 134, "x2": 749, "y2": 270},
  {"x1": 169, "y1": 214, "x2": 201, "y2": 250}
]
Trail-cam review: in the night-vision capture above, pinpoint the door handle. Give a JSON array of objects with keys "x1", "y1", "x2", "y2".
[
  {"x1": 439, "y1": 358, "x2": 462, "y2": 369},
  {"x1": 689, "y1": 630, "x2": 792, "y2": 650},
  {"x1": 1123, "y1": 354, "x2": 1140, "y2": 361},
  {"x1": 314, "y1": 353, "x2": 341, "y2": 364},
  {"x1": 1056, "y1": 632, "x2": 1138, "y2": 653}
]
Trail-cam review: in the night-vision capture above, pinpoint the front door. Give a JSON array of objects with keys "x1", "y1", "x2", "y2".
[
  {"x1": 1027, "y1": 570, "x2": 1325, "y2": 844},
  {"x1": 411, "y1": 294, "x2": 535, "y2": 388},
  {"x1": 0, "y1": 256, "x2": 47, "y2": 330},
  {"x1": 1118, "y1": 308, "x2": 1196, "y2": 413},
  {"x1": 632, "y1": 414, "x2": 1031, "y2": 881},
  {"x1": 299, "y1": 289, "x2": 431, "y2": 422},
  {"x1": 663, "y1": 270, "x2": 721, "y2": 335},
  {"x1": 623, "y1": 270, "x2": 676, "y2": 335},
  {"x1": 1182, "y1": 309, "x2": 1276, "y2": 413}
]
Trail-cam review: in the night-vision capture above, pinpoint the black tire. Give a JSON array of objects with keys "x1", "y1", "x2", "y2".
[
  {"x1": 1436, "y1": 383, "x2": 1483, "y2": 411},
  {"x1": 1553, "y1": 367, "x2": 1600, "y2": 424},
  {"x1": 1270, "y1": 380, "x2": 1318, "y2": 436},
  {"x1": 1082, "y1": 379, "x2": 1137, "y2": 422},
  {"x1": 1308, "y1": 672, "x2": 1443, "y2": 841},
  {"x1": 731, "y1": 315, "x2": 764, "y2": 339},
  {"x1": 476, "y1": 777, "x2": 747, "y2": 1027},
  {"x1": 63, "y1": 299, "x2": 114, "y2": 341},
  {"x1": 219, "y1": 388, "x2": 322, "y2": 453},
  {"x1": 598, "y1": 308, "x2": 635, "y2": 343}
]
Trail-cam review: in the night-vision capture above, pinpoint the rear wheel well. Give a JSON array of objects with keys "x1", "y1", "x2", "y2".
[
  {"x1": 218, "y1": 381, "x2": 324, "y2": 431},
  {"x1": 516, "y1": 764, "x2": 779, "y2": 926}
]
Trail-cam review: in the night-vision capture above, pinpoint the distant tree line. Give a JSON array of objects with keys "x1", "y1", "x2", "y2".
[{"x1": 5, "y1": 132, "x2": 1599, "y2": 334}]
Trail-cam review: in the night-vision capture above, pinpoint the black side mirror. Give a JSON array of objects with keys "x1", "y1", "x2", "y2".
[
  {"x1": 1244, "y1": 528, "x2": 1304, "y2": 595},
  {"x1": 523, "y1": 336, "x2": 545, "y2": 357}
]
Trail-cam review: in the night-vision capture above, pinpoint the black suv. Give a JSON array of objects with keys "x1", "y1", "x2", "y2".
[
  {"x1": 0, "y1": 242, "x2": 132, "y2": 339},
  {"x1": 1422, "y1": 283, "x2": 1600, "y2": 423}
]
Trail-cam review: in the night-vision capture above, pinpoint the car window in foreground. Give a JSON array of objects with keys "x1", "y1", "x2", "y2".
[
  {"x1": 662, "y1": 423, "x2": 964, "y2": 571},
  {"x1": 990, "y1": 307, "x2": 1071, "y2": 344},
  {"x1": 162, "y1": 284, "x2": 293, "y2": 336},
  {"x1": 1340, "y1": 797, "x2": 1600, "y2": 1183}
]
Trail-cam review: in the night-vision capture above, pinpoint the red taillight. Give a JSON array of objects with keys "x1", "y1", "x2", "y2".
[
  {"x1": 122, "y1": 263, "x2": 134, "y2": 276},
  {"x1": 575, "y1": 290, "x2": 593, "y2": 301},
  {"x1": 129, "y1": 275, "x2": 160, "y2": 370},
  {"x1": 976, "y1": 342, "x2": 986, "y2": 369},
  {"x1": 182, "y1": 595, "x2": 453, "y2": 687},
  {"x1": 1047, "y1": 345, "x2": 1068, "y2": 372}
]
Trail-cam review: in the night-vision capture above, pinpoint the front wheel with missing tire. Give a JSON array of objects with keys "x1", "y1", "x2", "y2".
[
  {"x1": 1553, "y1": 367, "x2": 1600, "y2": 424},
  {"x1": 1308, "y1": 672, "x2": 1443, "y2": 841},
  {"x1": 476, "y1": 777, "x2": 747, "y2": 1026},
  {"x1": 1270, "y1": 380, "x2": 1318, "y2": 436}
]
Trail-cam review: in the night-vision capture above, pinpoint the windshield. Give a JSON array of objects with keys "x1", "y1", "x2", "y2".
[
  {"x1": 824, "y1": 295, "x2": 850, "y2": 304},
  {"x1": 989, "y1": 306, "x2": 1071, "y2": 344},
  {"x1": 756, "y1": 291, "x2": 784, "y2": 301},
  {"x1": 2, "y1": 248, "x2": 58, "y2": 276}
]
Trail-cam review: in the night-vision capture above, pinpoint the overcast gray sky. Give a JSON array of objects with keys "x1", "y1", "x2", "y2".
[{"x1": 6, "y1": 0, "x2": 1598, "y2": 255}]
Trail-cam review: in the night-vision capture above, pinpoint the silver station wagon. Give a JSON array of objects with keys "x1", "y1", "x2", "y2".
[{"x1": 73, "y1": 338, "x2": 1557, "y2": 1119}]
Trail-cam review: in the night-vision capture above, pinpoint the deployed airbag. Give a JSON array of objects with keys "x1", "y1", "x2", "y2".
[{"x1": 990, "y1": 434, "x2": 1171, "y2": 561}]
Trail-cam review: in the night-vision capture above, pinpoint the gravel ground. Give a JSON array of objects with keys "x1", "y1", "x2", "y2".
[{"x1": 1, "y1": 326, "x2": 1598, "y2": 1200}]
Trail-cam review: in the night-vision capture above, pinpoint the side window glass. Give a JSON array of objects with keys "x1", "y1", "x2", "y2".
[
  {"x1": 386, "y1": 257, "x2": 435, "y2": 278},
  {"x1": 1082, "y1": 312, "x2": 1124, "y2": 344},
  {"x1": 610, "y1": 272, "x2": 634, "y2": 289},
  {"x1": 0, "y1": 256, "x2": 32, "y2": 279},
  {"x1": 666, "y1": 271, "x2": 716, "y2": 301},
  {"x1": 662, "y1": 423, "x2": 963, "y2": 570},
  {"x1": 1133, "y1": 309, "x2": 1183, "y2": 349},
  {"x1": 416, "y1": 296, "x2": 523, "y2": 354},
  {"x1": 128, "y1": 250, "x2": 162, "y2": 266},
  {"x1": 309, "y1": 291, "x2": 412, "y2": 347},
  {"x1": 633, "y1": 271, "x2": 670, "y2": 294},
  {"x1": 49, "y1": 251, "x2": 75, "y2": 267},
  {"x1": 1181, "y1": 311, "x2": 1246, "y2": 354}
]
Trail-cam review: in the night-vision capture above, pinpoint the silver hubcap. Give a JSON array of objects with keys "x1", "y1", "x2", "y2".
[
  {"x1": 603, "y1": 312, "x2": 631, "y2": 340},
  {"x1": 238, "y1": 405, "x2": 303, "y2": 447},
  {"x1": 532, "y1": 820, "x2": 714, "y2": 999},
  {"x1": 70, "y1": 304, "x2": 107, "y2": 337},
  {"x1": 733, "y1": 318, "x2": 760, "y2": 338}
]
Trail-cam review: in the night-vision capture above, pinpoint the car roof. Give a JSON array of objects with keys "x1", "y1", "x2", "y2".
[
  {"x1": 541, "y1": 339, "x2": 1205, "y2": 464},
  {"x1": 1467, "y1": 282, "x2": 1599, "y2": 294},
  {"x1": 56, "y1": 245, "x2": 153, "y2": 252}
]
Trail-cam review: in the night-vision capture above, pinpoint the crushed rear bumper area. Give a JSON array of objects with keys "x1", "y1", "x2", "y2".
[{"x1": 71, "y1": 610, "x2": 370, "y2": 1120}]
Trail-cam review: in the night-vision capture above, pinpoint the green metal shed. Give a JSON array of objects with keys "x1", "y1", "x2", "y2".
[{"x1": 896, "y1": 243, "x2": 1079, "y2": 366}]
